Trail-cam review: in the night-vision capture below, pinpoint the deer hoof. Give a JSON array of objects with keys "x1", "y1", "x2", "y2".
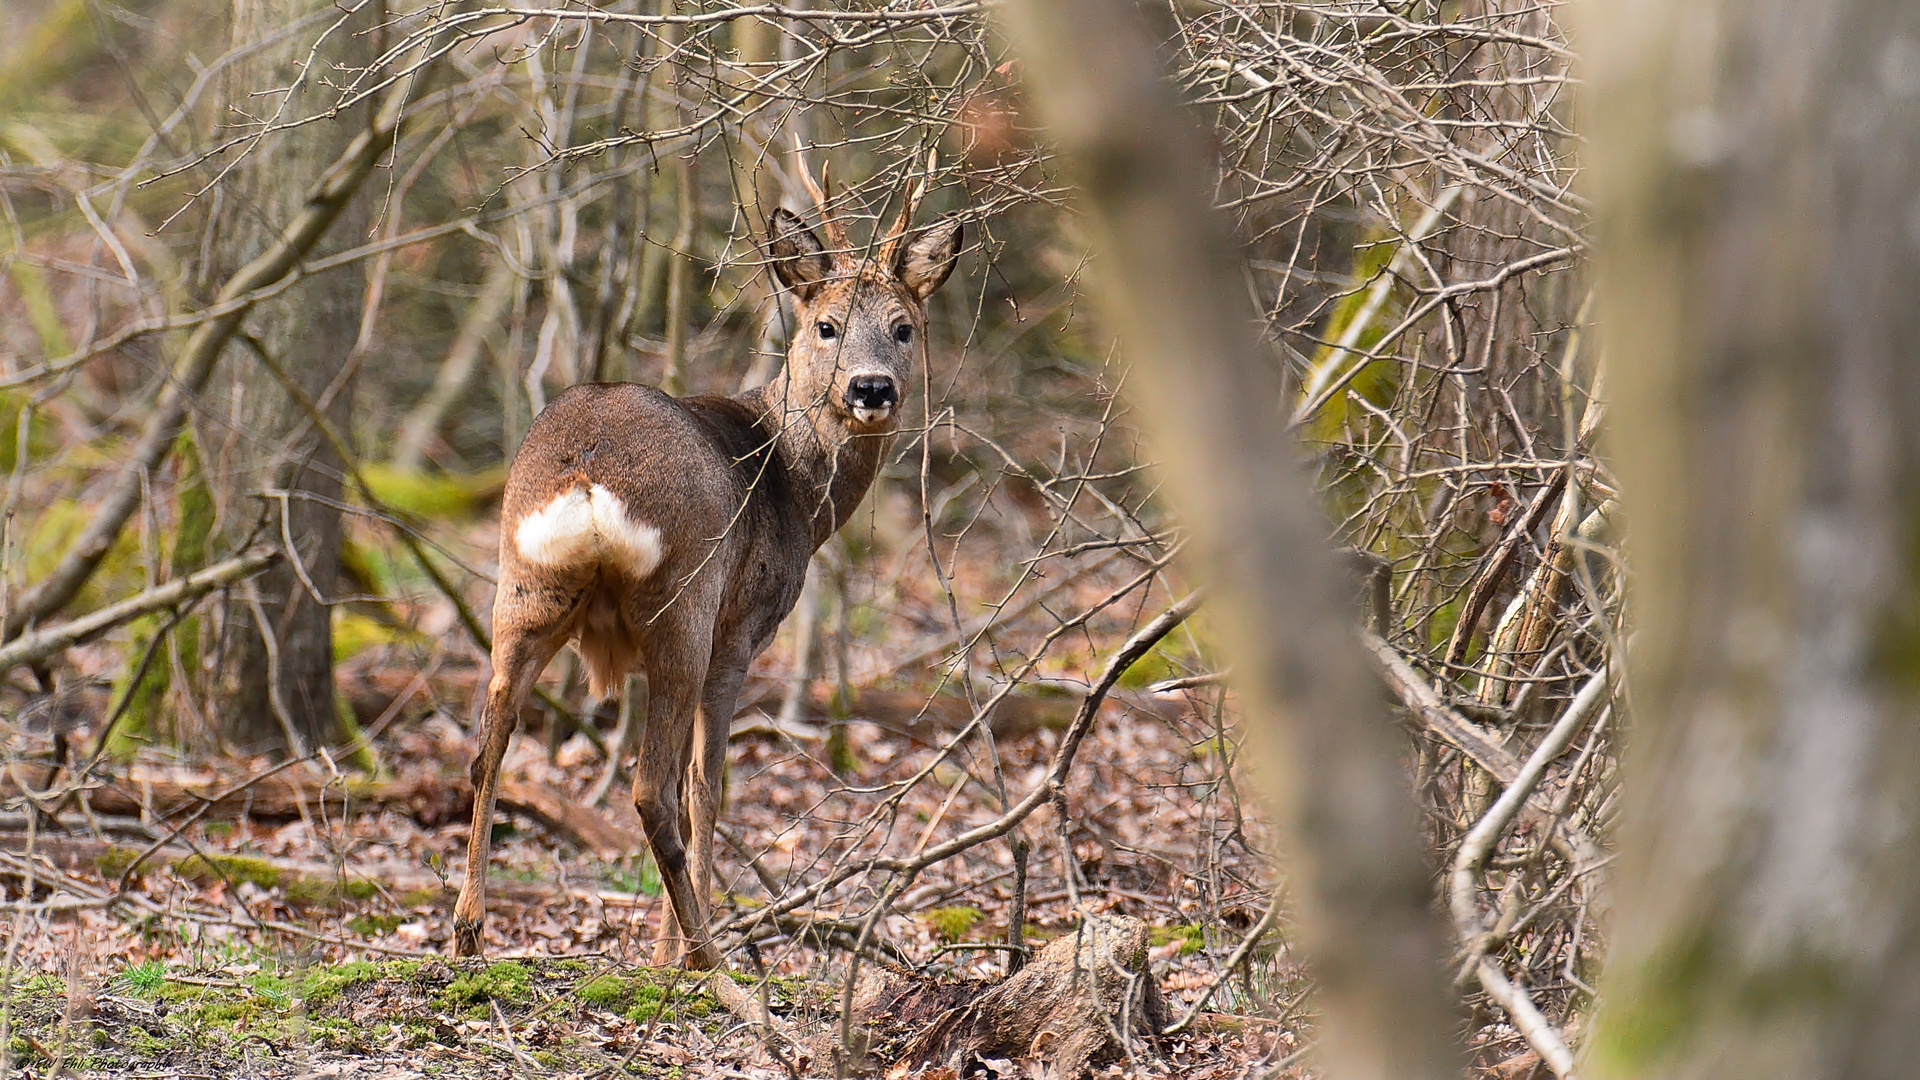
[{"x1": 452, "y1": 919, "x2": 484, "y2": 958}]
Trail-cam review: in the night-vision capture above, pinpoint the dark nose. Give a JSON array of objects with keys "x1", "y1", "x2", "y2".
[{"x1": 845, "y1": 375, "x2": 899, "y2": 410}]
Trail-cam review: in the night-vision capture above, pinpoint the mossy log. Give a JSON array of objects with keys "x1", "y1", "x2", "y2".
[
  {"x1": 1, "y1": 767, "x2": 639, "y2": 857},
  {"x1": 845, "y1": 913, "x2": 1167, "y2": 1078}
]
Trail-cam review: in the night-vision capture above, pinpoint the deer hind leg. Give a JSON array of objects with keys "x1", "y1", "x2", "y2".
[
  {"x1": 453, "y1": 597, "x2": 568, "y2": 957},
  {"x1": 632, "y1": 614, "x2": 720, "y2": 969}
]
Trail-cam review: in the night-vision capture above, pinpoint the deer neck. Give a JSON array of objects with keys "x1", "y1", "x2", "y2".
[{"x1": 739, "y1": 375, "x2": 888, "y2": 550}]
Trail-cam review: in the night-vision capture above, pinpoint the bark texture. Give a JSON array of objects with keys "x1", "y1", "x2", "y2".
[
  {"x1": 996, "y1": 3, "x2": 1462, "y2": 1080},
  {"x1": 206, "y1": 0, "x2": 373, "y2": 751},
  {"x1": 1582, "y1": 1, "x2": 1920, "y2": 1076},
  {"x1": 846, "y1": 913, "x2": 1166, "y2": 1078}
]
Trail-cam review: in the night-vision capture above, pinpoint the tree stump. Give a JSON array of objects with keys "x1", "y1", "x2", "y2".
[{"x1": 846, "y1": 913, "x2": 1167, "y2": 1078}]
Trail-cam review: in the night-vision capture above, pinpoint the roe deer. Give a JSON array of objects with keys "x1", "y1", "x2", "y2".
[{"x1": 453, "y1": 157, "x2": 963, "y2": 966}]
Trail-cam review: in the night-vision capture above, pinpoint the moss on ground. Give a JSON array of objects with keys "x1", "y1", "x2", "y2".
[
  {"x1": 438, "y1": 959, "x2": 533, "y2": 1014},
  {"x1": 171, "y1": 853, "x2": 284, "y2": 890},
  {"x1": 1, "y1": 956, "x2": 790, "y2": 1076},
  {"x1": 99, "y1": 848, "x2": 381, "y2": 909},
  {"x1": 1149, "y1": 923, "x2": 1208, "y2": 956},
  {"x1": 925, "y1": 905, "x2": 986, "y2": 942}
]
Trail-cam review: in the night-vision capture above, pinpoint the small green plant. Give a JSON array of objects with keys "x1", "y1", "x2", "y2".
[
  {"x1": 1150, "y1": 923, "x2": 1208, "y2": 956},
  {"x1": 116, "y1": 960, "x2": 166, "y2": 996},
  {"x1": 596, "y1": 856, "x2": 662, "y2": 898}
]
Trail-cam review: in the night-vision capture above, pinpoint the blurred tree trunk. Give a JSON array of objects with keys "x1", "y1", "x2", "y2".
[
  {"x1": 1583, "y1": 1, "x2": 1920, "y2": 1077},
  {"x1": 202, "y1": 0, "x2": 373, "y2": 753},
  {"x1": 998, "y1": 3, "x2": 1462, "y2": 1080}
]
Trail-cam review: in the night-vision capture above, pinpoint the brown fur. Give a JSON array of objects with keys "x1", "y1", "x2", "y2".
[{"x1": 453, "y1": 178, "x2": 963, "y2": 966}]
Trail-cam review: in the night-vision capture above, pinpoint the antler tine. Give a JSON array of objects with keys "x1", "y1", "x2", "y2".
[
  {"x1": 793, "y1": 146, "x2": 852, "y2": 258},
  {"x1": 878, "y1": 147, "x2": 937, "y2": 266}
]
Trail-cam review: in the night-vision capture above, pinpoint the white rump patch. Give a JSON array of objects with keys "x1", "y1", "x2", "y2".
[{"x1": 514, "y1": 484, "x2": 664, "y2": 580}]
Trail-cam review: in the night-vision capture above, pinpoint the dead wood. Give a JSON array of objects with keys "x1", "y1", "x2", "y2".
[
  {"x1": 843, "y1": 913, "x2": 1167, "y2": 1078},
  {"x1": 0, "y1": 832, "x2": 564, "y2": 910},
  {"x1": 0, "y1": 768, "x2": 640, "y2": 857}
]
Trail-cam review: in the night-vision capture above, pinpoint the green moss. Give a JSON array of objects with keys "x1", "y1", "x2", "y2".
[
  {"x1": 438, "y1": 961, "x2": 533, "y2": 1012},
  {"x1": 826, "y1": 721, "x2": 856, "y2": 777},
  {"x1": 1117, "y1": 645, "x2": 1183, "y2": 691},
  {"x1": 283, "y1": 872, "x2": 379, "y2": 907},
  {"x1": 1149, "y1": 923, "x2": 1207, "y2": 956},
  {"x1": 310, "y1": 1015, "x2": 371, "y2": 1050},
  {"x1": 1302, "y1": 227, "x2": 1408, "y2": 442},
  {"x1": 172, "y1": 854, "x2": 282, "y2": 890},
  {"x1": 105, "y1": 433, "x2": 213, "y2": 758},
  {"x1": 0, "y1": 391, "x2": 51, "y2": 475},
  {"x1": 26, "y1": 497, "x2": 143, "y2": 612},
  {"x1": 566, "y1": 967, "x2": 723, "y2": 1024},
  {"x1": 578, "y1": 973, "x2": 635, "y2": 1008},
  {"x1": 94, "y1": 845, "x2": 146, "y2": 882},
  {"x1": 302, "y1": 961, "x2": 378, "y2": 1006},
  {"x1": 924, "y1": 906, "x2": 985, "y2": 943},
  {"x1": 333, "y1": 610, "x2": 425, "y2": 662},
  {"x1": 400, "y1": 1020, "x2": 439, "y2": 1047},
  {"x1": 247, "y1": 972, "x2": 293, "y2": 1009},
  {"x1": 358, "y1": 463, "x2": 503, "y2": 519},
  {"x1": 382, "y1": 958, "x2": 424, "y2": 979}
]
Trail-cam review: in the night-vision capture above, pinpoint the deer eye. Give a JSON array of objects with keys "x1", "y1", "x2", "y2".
[
  {"x1": 817, "y1": 322, "x2": 837, "y2": 340},
  {"x1": 893, "y1": 324, "x2": 913, "y2": 344}
]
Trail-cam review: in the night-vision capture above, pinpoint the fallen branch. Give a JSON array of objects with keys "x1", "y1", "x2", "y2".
[
  {"x1": 0, "y1": 832, "x2": 564, "y2": 909},
  {"x1": 0, "y1": 768, "x2": 638, "y2": 858},
  {"x1": 0, "y1": 549, "x2": 277, "y2": 675}
]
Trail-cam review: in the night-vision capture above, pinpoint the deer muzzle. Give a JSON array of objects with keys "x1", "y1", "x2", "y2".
[{"x1": 845, "y1": 374, "x2": 900, "y2": 424}]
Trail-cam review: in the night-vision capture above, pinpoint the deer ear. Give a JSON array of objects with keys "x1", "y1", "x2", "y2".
[
  {"x1": 894, "y1": 216, "x2": 962, "y2": 301},
  {"x1": 768, "y1": 208, "x2": 832, "y2": 299}
]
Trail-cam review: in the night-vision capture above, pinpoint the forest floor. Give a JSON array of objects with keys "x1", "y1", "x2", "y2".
[{"x1": 0, "y1": 648, "x2": 1305, "y2": 1079}]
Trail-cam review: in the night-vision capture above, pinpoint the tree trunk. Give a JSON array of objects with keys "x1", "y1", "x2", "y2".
[
  {"x1": 1582, "y1": 1, "x2": 1920, "y2": 1077},
  {"x1": 997, "y1": 3, "x2": 1463, "y2": 1080},
  {"x1": 204, "y1": 0, "x2": 372, "y2": 753}
]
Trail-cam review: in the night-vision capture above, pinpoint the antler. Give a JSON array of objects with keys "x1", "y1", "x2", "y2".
[
  {"x1": 877, "y1": 147, "x2": 937, "y2": 267},
  {"x1": 793, "y1": 145, "x2": 852, "y2": 260}
]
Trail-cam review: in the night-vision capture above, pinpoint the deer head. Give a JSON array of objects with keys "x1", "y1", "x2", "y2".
[{"x1": 764, "y1": 155, "x2": 963, "y2": 438}]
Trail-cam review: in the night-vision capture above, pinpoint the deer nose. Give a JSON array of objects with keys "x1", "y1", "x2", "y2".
[{"x1": 845, "y1": 375, "x2": 899, "y2": 412}]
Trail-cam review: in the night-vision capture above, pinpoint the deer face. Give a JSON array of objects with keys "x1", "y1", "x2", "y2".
[{"x1": 766, "y1": 207, "x2": 962, "y2": 435}]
